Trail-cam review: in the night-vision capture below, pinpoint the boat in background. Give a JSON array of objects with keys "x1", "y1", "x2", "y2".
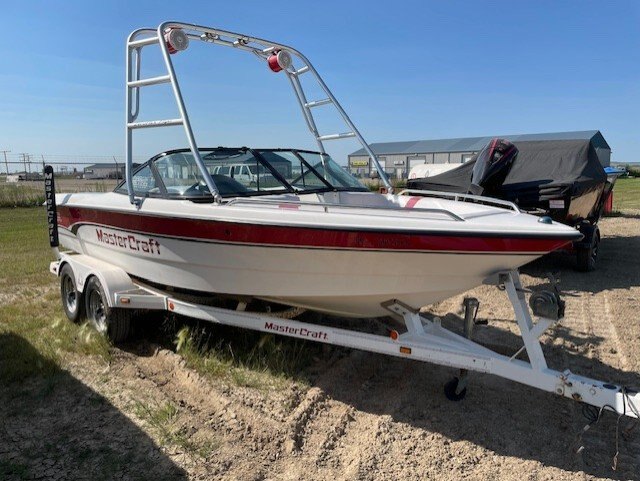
[{"x1": 408, "y1": 137, "x2": 620, "y2": 271}]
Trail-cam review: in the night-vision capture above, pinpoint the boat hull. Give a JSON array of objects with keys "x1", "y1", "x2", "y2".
[
  {"x1": 55, "y1": 192, "x2": 581, "y2": 317},
  {"x1": 59, "y1": 222, "x2": 540, "y2": 317}
]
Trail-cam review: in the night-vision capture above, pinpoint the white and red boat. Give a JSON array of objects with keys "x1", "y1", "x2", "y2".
[
  {"x1": 56, "y1": 147, "x2": 580, "y2": 317},
  {"x1": 54, "y1": 22, "x2": 580, "y2": 318}
]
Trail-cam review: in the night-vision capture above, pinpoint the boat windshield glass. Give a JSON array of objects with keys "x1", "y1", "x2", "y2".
[{"x1": 117, "y1": 148, "x2": 368, "y2": 199}]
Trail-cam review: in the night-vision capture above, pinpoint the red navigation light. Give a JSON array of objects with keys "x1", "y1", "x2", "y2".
[
  {"x1": 164, "y1": 28, "x2": 189, "y2": 54},
  {"x1": 268, "y1": 50, "x2": 292, "y2": 72}
]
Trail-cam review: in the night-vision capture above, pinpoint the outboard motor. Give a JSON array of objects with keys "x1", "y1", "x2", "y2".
[{"x1": 468, "y1": 138, "x2": 518, "y2": 196}]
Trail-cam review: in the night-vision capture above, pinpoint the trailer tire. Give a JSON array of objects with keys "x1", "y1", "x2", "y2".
[
  {"x1": 60, "y1": 264, "x2": 84, "y2": 323},
  {"x1": 444, "y1": 377, "x2": 467, "y2": 401},
  {"x1": 84, "y1": 276, "x2": 131, "y2": 344},
  {"x1": 576, "y1": 229, "x2": 600, "y2": 272}
]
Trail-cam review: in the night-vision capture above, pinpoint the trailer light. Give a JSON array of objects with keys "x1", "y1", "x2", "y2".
[
  {"x1": 399, "y1": 346, "x2": 411, "y2": 355},
  {"x1": 164, "y1": 28, "x2": 189, "y2": 54},
  {"x1": 120, "y1": 298, "x2": 131, "y2": 305},
  {"x1": 168, "y1": 301, "x2": 175, "y2": 311},
  {"x1": 268, "y1": 50, "x2": 291, "y2": 72},
  {"x1": 389, "y1": 329, "x2": 399, "y2": 340}
]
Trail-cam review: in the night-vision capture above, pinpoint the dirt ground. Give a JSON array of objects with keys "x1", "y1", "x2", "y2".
[{"x1": 2, "y1": 214, "x2": 640, "y2": 480}]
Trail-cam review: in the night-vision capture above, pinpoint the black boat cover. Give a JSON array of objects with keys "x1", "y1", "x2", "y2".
[{"x1": 407, "y1": 139, "x2": 607, "y2": 222}]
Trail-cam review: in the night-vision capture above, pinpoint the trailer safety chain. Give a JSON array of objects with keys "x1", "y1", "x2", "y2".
[{"x1": 572, "y1": 386, "x2": 640, "y2": 471}]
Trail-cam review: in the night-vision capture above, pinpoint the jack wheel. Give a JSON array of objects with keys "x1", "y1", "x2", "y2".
[
  {"x1": 84, "y1": 276, "x2": 131, "y2": 344},
  {"x1": 444, "y1": 377, "x2": 467, "y2": 401}
]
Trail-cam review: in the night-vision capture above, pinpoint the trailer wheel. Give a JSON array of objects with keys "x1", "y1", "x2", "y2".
[
  {"x1": 60, "y1": 264, "x2": 84, "y2": 323},
  {"x1": 444, "y1": 377, "x2": 467, "y2": 401},
  {"x1": 576, "y1": 229, "x2": 600, "y2": 272},
  {"x1": 84, "y1": 276, "x2": 131, "y2": 344}
]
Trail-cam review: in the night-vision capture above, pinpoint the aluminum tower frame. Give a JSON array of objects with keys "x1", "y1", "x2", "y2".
[{"x1": 125, "y1": 21, "x2": 391, "y2": 206}]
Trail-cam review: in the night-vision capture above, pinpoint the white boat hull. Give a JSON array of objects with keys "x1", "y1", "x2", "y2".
[
  {"x1": 56, "y1": 191, "x2": 580, "y2": 317},
  {"x1": 60, "y1": 223, "x2": 539, "y2": 317}
]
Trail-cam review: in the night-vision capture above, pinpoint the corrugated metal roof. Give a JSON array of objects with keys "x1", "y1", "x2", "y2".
[
  {"x1": 349, "y1": 130, "x2": 609, "y2": 156},
  {"x1": 84, "y1": 163, "x2": 124, "y2": 170}
]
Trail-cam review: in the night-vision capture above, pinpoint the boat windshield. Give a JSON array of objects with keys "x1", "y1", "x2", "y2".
[{"x1": 117, "y1": 148, "x2": 368, "y2": 199}]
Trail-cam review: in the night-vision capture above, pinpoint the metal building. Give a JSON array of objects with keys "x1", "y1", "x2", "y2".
[
  {"x1": 348, "y1": 130, "x2": 611, "y2": 178},
  {"x1": 84, "y1": 163, "x2": 126, "y2": 180}
]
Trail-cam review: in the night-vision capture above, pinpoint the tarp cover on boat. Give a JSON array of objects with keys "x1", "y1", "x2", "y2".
[{"x1": 407, "y1": 139, "x2": 607, "y2": 222}]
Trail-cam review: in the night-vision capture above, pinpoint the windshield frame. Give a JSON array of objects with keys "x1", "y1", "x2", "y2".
[{"x1": 114, "y1": 147, "x2": 369, "y2": 200}]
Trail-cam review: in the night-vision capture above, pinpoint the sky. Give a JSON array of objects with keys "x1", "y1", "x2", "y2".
[{"x1": 0, "y1": 0, "x2": 638, "y2": 170}]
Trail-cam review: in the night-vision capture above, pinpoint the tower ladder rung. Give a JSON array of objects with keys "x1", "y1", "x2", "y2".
[
  {"x1": 127, "y1": 118, "x2": 184, "y2": 130},
  {"x1": 317, "y1": 132, "x2": 356, "y2": 141},
  {"x1": 127, "y1": 75, "x2": 172, "y2": 88},
  {"x1": 292, "y1": 66, "x2": 309, "y2": 76},
  {"x1": 305, "y1": 98, "x2": 332, "y2": 108}
]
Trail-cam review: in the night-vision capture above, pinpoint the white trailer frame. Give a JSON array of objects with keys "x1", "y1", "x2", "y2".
[{"x1": 50, "y1": 252, "x2": 639, "y2": 419}]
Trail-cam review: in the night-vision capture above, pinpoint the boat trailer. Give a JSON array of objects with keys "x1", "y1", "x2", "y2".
[{"x1": 49, "y1": 247, "x2": 640, "y2": 420}]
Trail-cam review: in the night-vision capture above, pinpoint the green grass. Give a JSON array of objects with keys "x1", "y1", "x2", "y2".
[
  {"x1": 626, "y1": 165, "x2": 640, "y2": 177},
  {"x1": 0, "y1": 180, "x2": 113, "y2": 208},
  {"x1": 174, "y1": 325, "x2": 314, "y2": 391},
  {"x1": 0, "y1": 184, "x2": 45, "y2": 207},
  {"x1": 0, "y1": 207, "x2": 52, "y2": 288},
  {"x1": 132, "y1": 399, "x2": 220, "y2": 457},
  {"x1": 0, "y1": 207, "x2": 313, "y2": 390},
  {"x1": 612, "y1": 177, "x2": 640, "y2": 211},
  {"x1": 0, "y1": 208, "x2": 111, "y2": 382}
]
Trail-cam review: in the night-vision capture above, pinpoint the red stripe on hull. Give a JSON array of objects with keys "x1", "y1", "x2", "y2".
[{"x1": 57, "y1": 206, "x2": 574, "y2": 253}]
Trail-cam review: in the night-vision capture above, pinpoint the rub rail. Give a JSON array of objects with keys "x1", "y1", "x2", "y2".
[
  {"x1": 224, "y1": 197, "x2": 465, "y2": 221},
  {"x1": 398, "y1": 188, "x2": 521, "y2": 213}
]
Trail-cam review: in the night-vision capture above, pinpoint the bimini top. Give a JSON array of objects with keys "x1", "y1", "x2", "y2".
[{"x1": 116, "y1": 147, "x2": 368, "y2": 201}]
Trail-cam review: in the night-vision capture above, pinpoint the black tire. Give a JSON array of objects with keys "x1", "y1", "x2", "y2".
[
  {"x1": 444, "y1": 377, "x2": 467, "y2": 401},
  {"x1": 576, "y1": 230, "x2": 600, "y2": 272},
  {"x1": 84, "y1": 276, "x2": 131, "y2": 344},
  {"x1": 60, "y1": 264, "x2": 84, "y2": 323}
]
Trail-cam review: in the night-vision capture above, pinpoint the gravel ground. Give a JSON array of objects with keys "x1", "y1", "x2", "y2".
[{"x1": 1, "y1": 214, "x2": 639, "y2": 480}]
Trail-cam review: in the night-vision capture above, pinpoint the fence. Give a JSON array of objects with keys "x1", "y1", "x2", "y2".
[{"x1": 0, "y1": 154, "x2": 149, "y2": 178}]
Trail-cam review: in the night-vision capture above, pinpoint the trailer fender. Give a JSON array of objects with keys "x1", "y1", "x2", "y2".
[
  {"x1": 50, "y1": 254, "x2": 137, "y2": 307},
  {"x1": 573, "y1": 223, "x2": 599, "y2": 249}
]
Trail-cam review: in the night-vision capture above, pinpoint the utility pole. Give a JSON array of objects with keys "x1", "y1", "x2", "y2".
[
  {"x1": 41, "y1": 154, "x2": 45, "y2": 174},
  {"x1": 19, "y1": 153, "x2": 27, "y2": 174},
  {"x1": 113, "y1": 156, "x2": 120, "y2": 179},
  {"x1": 0, "y1": 150, "x2": 10, "y2": 175}
]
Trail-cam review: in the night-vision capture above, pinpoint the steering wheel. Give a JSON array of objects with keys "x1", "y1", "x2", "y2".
[{"x1": 183, "y1": 180, "x2": 210, "y2": 196}]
